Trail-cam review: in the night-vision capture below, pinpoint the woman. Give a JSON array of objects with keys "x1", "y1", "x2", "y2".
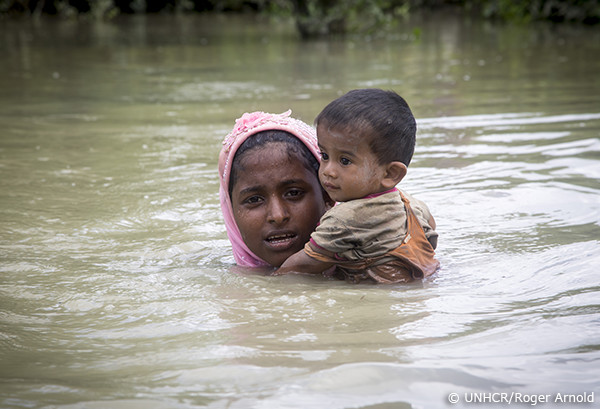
[{"x1": 218, "y1": 110, "x2": 332, "y2": 268}]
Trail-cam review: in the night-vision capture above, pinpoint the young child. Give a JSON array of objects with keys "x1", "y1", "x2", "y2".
[{"x1": 276, "y1": 89, "x2": 439, "y2": 283}]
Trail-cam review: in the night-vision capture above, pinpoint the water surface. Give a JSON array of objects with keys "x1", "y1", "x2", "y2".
[{"x1": 1, "y1": 13, "x2": 599, "y2": 409}]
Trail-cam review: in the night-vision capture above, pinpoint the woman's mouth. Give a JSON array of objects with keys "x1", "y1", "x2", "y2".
[{"x1": 265, "y1": 232, "x2": 298, "y2": 250}]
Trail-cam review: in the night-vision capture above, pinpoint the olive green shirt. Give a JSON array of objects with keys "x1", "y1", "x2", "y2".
[{"x1": 309, "y1": 190, "x2": 437, "y2": 261}]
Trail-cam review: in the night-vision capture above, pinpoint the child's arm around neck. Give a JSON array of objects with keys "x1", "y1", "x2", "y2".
[{"x1": 273, "y1": 245, "x2": 335, "y2": 276}]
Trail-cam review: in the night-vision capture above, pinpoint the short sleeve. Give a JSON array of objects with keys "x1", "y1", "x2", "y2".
[
  {"x1": 309, "y1": 194, "x2": 411, "y2": 261},
  {"x1": 309, "y1": 208, "x2": 357, "y2": 255},
  {"x1": 401, "y1": 191, "x2": 437, "y2": 240}
]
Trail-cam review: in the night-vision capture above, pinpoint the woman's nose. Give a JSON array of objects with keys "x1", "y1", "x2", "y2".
[{"x1": 267, "y1": 198, "x2": 289, "y2": 225}]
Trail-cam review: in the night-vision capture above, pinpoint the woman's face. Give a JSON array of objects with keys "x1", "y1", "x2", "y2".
[{"x1": 230, "y1": 143, "x2": 328, "y2": 267}]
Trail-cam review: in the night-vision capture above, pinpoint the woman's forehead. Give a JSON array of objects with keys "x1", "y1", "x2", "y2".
[
  {"x1": 243, "y1": 146, "x2": 303, "y2": 172},
  {"x1": 234, "y1": 147, "x2": 317, "y2": 189},
  {"x1": 237, "y1": 141, "x2": 306, "y2": 170}
]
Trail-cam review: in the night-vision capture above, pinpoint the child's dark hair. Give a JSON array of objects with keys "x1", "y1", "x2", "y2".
[
  {"x1": 315, "y1": 89, "x2": 416, "y2": 167},
  {"x1": 228, "y1": 130, "x2": 320, "y2": 198}
]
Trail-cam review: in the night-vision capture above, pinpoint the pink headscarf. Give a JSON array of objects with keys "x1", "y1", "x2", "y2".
[{"x1": 218, "y1": 110, "x2": 321, "y2": 267}]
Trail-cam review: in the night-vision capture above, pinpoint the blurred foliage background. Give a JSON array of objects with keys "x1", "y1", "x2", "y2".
[{"x1": 1, "y1": 0, "x2": 599, "y2": 38}]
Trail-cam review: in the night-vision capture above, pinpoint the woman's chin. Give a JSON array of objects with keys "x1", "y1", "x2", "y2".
[
  {"x1": 260, "y1": 237, "x2": 303, "y2": 267},
  {"x1": 263, "y1": 247, "x2": 304, "y2": 268},
  {"x1": 263, "y1": 252, "x2": 293, "y2": 268}
]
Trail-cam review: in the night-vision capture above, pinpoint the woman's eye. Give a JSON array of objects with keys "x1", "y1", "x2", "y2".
[
  {"x1": 286, "y1": 189, "x2": 304, "y2": 199},
  {"x1": 340, "y1": 157, "x2": 351, "y2": 165},
  {"x1": 243, "y1": 195, "x2": 263, "y2": 205}
]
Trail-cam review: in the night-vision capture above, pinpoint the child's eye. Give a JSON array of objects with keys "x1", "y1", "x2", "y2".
[
  {"x1": 340, "y1": 157, "x2": 351, "y2": 165},
  {"x1": 320, "y1": 152, "x2": 329, "y2": 161}
]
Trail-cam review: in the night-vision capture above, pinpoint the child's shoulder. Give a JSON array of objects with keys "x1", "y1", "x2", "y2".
[
  {"x1": 399, "y1": 189, "x2": 434, "y2": 221},
  {"x1": 324, "y1": 190, "x2": 404, "y2": 221}
]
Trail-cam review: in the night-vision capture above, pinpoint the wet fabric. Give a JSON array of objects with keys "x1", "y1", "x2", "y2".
[
  {"x1": 306, "y1": 191, "x2": 439, "y2": 283},
  {"x1": 309, "y1": 189, "x2": 436, "y2": 260}
]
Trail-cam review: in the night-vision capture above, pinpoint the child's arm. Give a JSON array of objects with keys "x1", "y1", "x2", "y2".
[
  {"x1": 274, "y1": 246, "x2": 335, "y2": 275},
  {"x1": 428, "y1": 214, "x2": 437, "y2": 230},
  {"x1": 427, "y1": 214, "x2": 438, "y2": 249}
]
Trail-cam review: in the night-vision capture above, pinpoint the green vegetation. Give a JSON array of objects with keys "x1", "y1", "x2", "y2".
[
  {"x1": 2, "y1": 0, "x2": 598, "y2": 37},
  {"x1": 473, "y1": 0, "x2": 600, "y2": 23}
]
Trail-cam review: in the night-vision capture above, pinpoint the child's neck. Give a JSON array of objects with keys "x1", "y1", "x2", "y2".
[{"x1": 361, "y1": 187, "x2": 398, "y2": 200}]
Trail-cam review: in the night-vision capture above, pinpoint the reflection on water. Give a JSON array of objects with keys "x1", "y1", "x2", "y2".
[{"x1": 1, "y1": 13, "x2": 599, "y2": 409}]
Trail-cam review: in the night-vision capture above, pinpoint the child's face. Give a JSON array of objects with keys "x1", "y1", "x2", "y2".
[
  {"x1": 317, "y1": 124, "x2": 389, "y2": 202},
  {"x1": 230, "y1": 143, "x2": 328, "y2": 267}
]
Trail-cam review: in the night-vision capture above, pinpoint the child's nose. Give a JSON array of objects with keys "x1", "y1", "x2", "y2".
[{"x1": 321, "y1": 162, "x2": 336, "y2": 178}]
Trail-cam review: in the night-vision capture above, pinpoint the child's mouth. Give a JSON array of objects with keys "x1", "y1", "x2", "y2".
[{"x1": 323, "y1": 182, "x2": 339, "y2": 191}]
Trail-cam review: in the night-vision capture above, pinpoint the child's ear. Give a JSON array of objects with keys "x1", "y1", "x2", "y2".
[{"x1": 382, "y1": 161, "x2": 408, "y2": 189}]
